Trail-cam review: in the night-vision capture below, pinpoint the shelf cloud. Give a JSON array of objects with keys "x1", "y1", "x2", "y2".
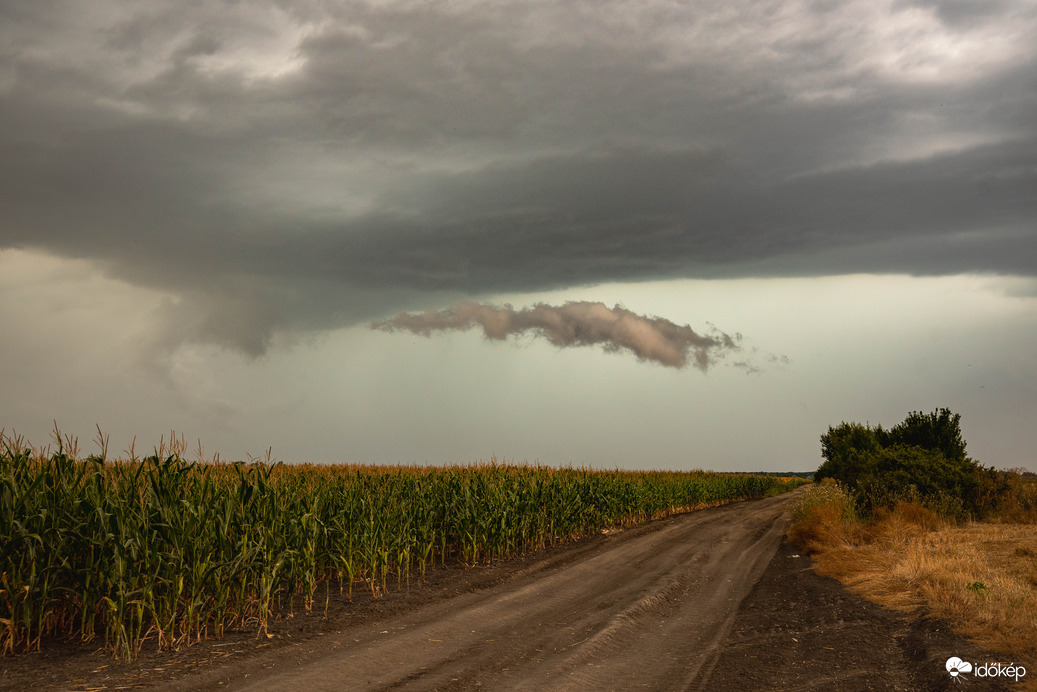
[{"x1": 0, "y1": 0, "x2": 1035, "y2": 361}]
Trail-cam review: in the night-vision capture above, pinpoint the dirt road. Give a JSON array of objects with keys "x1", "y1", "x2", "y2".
[
  {"x1": 197, "y1": 491, "x2": 800, "y2": 691},
  {"x1": 5, "y1": 487, "x2": 1013, "y2": 691}
]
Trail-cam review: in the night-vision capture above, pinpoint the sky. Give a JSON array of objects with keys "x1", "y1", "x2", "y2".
[{"x1": 1, "y1": 0, "x2": 1036, "y2": 472}]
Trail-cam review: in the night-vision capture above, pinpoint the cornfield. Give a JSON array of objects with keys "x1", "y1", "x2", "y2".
[{"x1": 0, "y1": 428, "x2": 804, "y2": 660}]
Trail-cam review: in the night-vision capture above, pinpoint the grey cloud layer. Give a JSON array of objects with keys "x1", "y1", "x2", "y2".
[
  {"x1": 373, "y1": 301, "x2": 740, "y2": 370},
  {"x1": 1, "y1": 0, "x2": 1036, "y2": 355}
]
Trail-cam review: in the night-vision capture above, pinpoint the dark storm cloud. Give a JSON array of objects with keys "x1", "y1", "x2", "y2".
[
  {"x1": 1, "y1": 0, "x2": 1036, "y2": 355},
  {"x1": 897, "y1": 0, "x2": 1018, "y2": 28}
]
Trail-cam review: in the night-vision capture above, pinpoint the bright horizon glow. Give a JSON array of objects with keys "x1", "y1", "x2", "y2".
[{"x1": 2, "y1": 247, "x2": 1034, "y2": 473}]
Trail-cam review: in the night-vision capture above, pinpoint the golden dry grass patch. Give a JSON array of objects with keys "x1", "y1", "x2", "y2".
[{"x1": 799, "y1": 504, "x2": 1037, "y2": 686}]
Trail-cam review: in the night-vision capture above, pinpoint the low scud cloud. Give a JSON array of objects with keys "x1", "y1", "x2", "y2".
[{"x1": 372, "y1": 301, "x2": 741, "y2": 370}]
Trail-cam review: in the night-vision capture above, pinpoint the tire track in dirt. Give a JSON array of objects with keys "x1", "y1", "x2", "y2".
[{"x1": 197, "y1": 490, "x2": 805, "y2": 691}]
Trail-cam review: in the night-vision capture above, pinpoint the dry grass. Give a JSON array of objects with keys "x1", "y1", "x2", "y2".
[{"x1": 790, "y1": 486, "x2": 1037, "y2": 689}]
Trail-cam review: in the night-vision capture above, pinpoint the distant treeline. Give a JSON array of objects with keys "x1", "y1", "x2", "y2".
[{"x1": 745, "y1": 471, "x2": 815, "y2": 479}]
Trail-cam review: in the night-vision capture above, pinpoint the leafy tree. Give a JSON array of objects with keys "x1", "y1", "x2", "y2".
[
  {"x1": 815, "y1": 409, "x2": 993, "y2": 517},
  {"x1": 815, "y1": 421, "x2": 883, "y2": 486},
  {"x1": 884, "y1": 408, "x2": 968, "y2": 464}
]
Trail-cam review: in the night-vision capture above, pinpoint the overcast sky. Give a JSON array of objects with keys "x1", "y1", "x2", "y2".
[{"x1": 2, "y1": 0, "x2": 1035, "y2": 471}]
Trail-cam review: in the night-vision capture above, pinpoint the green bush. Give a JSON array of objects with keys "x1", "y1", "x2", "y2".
[
  {"x1": 884, "y1": 408, "x2": 968, "y2": 464},
  {"x1": 814, "y1": 409, "x2": 999, "y2": 519},
  {"x1": 853, "y1": 445, "x2": 978, "y2": 519},
  {"x1": 816, "y1": 421, "x2": 884, "y2": 488}
]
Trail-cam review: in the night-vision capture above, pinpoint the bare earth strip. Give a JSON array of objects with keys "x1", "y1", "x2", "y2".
[{"x1": 167, "y1": 491, "x2": 799, "y2": 691}]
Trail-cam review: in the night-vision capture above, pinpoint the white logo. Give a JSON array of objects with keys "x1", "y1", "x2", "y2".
[
  {"x1": 947, "y1": 656, "x2": 1027, "y2": 682},
  {"x1": 946, "y1": 657, "x2": 973, "y2": 678}
]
